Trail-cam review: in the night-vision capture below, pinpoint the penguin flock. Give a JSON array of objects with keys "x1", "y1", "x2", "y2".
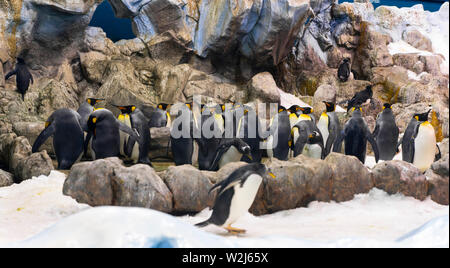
[{"x1": 7, "y1": 56, "x2": 443, "y2": 236}]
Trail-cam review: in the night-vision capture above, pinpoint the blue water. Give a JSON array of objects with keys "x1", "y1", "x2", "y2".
[
  {"x1": 90, "y1": 0, "x2": 447, "y2": 42},
  {"x1": 89, "y1": 1, "x2": 135, "y2": 42}
]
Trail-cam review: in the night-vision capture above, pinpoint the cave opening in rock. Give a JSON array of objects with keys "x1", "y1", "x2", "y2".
[{"x1": 89, "y1": 1, "x2": 136, "y2": 42}]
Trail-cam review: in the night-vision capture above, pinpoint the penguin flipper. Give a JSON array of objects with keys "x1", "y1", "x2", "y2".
[
  {"x1": 333, "y1": 130, "x2": 346, "y2": 153},
  {"x1": 32, "y1": 124, "x2": 55, "y2": 153},
  {"x1": 117, "y1": 120, "x2": 141, "y2": 143},
  {"x1": 208, "y1": 140, "x2": 235, "y2": 171},
  {"x1": 195, "y1": 220, "x2": 210, "y2": 227},
  {"x1": 83, "y1": 132, "x2": 92, "y2": 157},
  {"x1": 5, "y1": 69, "x2": 17, "y2": 80},
  {"x1": 366, "y1": 132, "x2": 380, "y2": 163},
  {"x1": 435, "y1": 144, "x2": 442, "y2": 162}
]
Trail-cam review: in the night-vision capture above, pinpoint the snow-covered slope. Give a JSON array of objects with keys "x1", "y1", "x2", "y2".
[{"x1": 0, "y1": 171, "x2": 447, "y2": 248}]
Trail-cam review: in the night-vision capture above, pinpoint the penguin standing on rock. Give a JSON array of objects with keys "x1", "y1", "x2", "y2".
[
  {"x1": 399, "y1": 110, "x2": 437, "y2": 172},
  {"x1": 32, "y1": 109, "x2": 84, "y2": 170},
  {"x1": 346, "y1": 85, "x2": 373, "y2": 112},
  {"x1": 337, "y1": 58, "x2": 351, "y2": 82},
  {"x1": 317, "y1": 101, "x2": 341, "y2": 156},
  {"x1": 373, "y1": 103, "x2": 399, "y2": 161},
  {"x1": 333, "y1": 106, "x2": 379, "y2": 163},
  {"x1": 5, "y1": 57, "x2": 33, "y2": 100},
  {"x1": 170, "y1": 103, "x2": 196, "y2": 165},
  {"x1": 85, "y1": 108, "x2": 141, "y2": 159},
  {"x1": 115, "y1": 105, "x2": 153, "y2": 166},
  {"x1": 195, "y1": 163, "x2": 276, "y2": 234}
]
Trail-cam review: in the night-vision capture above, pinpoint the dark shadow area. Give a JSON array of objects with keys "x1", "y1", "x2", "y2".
[{"x1": 89, "y1": 1, "x2": 136, "y2": 42}]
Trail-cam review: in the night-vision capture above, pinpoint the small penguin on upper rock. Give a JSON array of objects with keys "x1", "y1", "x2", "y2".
[
  {"x1": 337, "y1": 57, "x2": 351, "y2": 82},
  {"x1": 5, "y1": 57, "x2": 33, "y2": 100}
]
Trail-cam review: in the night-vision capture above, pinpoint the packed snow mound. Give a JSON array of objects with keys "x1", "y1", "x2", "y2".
[
  {"x1": 5, "y1": 189, "x2": 448, "y2": 248},
  {"x1": 0, "y1": 171, "x2": 89, "y2": 244}
]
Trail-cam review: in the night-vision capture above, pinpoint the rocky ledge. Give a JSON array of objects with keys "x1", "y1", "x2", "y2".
[{"x1": 63, "y1": 153, "x2": 449, "y2": 216}]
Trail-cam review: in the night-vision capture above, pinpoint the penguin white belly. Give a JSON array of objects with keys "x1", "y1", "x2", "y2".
[
  {"x1": 413, "y1": 123, "x2": 436, "y2": 172},
  {"x1": 266, "y1": 135, "x2": 274, "y2": 159},
  {"x1": 219, "y1": 146, "x2": 242, "y2": 169},
  {"x1": 130, "y1": 140, "x2": 140, "y2": 163},
  {"x1": 289, "y1": 128, "x2": 300, "y2": 159},
  {"x1": 224, "y1": 174, "x2": 263, "y2": 227},
  {"x1": 302, "y1": 144, "x2": 322, "y2": 159},
  {"x1": 317, "y1": 115, "x2": 329, "y2": 147}
]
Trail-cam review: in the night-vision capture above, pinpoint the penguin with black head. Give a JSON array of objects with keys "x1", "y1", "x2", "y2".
[
  {"x1": 148, "y1": 103, "x2": 171, "y2": 128},
  {"x1": 114, "y1": 105, "x2": 153, "y2": 166},
  {"x1": 317, "y1": 101, "x2": 341, "y2": 157},
  {"x1": 399, "y1": 110, "x2": 438, "y2": 172},
  {"x1": 290, "y1": 119, "x2": 325, "y2": 159},
  {"x1": 32, "y1": 109, "x2": 84, "y2": 170},
  {"x1": 266, "y1": 106, "x2": 291, "y2": 161},
  {"x1": 170, "y1": 103, "x2": 196, "y2": 165},
  {"x1": 333, "y1": 106, "x2": 380, "y2": 163},
  {"x1": 346, "y1": 85, "x2": 373, "y2": 112},
  {"x1": 195, "y1": 163, "x2": 276, "y2": 234},
  {"x1": 373, "y1": 103, "x2": 399, "y2": 161},
  {"x1": 195, "y1": 106, "x2": 222, "y2": 170},
  {"x1": 236, "y1": 106, "x2": 263, "y2": 163},
  {"x1": 5, "y1": 57, "x2": 33, "y2": 100},
  {"x1": 85, "y1": 108, "x2": 140, "y2": 159},
  {"x1": 77, "y1": 98, "x2": 104, "y2": 132},
  {"x1": 208, "y1": 138, "x2": 253, "y2": 171},
  {"x1": 338, "y1": 57, "x2": 351, "y2": 82}
]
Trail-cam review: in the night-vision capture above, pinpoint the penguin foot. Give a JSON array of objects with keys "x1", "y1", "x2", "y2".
[{"x1": 225, "y1": 225, "x2": 246, "y2": 235}]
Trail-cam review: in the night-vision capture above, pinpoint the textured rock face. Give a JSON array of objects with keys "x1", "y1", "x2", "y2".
[
  {"x1": 161, "y1": 164, "x2": 216, "y2": 213},
  {"x1": 0, "y1": 133, "x2": 53, "y2": 182},
  {"x1": 324, "y1": 153, "x2": 373, "y2": 202},
  {"x1": 63, "y1": 157, "x2": 173, "y2": 211},
  {"x1": 109, "y1": 0, "x2": 312, "y2": 66},
  {"x1": 372, "y1": 160, "x2": 429, "y2": 201},
  {"x1": 0, "y1": 169, "x2": 14, "y2": 187},
  {"x1": 246, "y1": 72, "x2": 281, "y2": 104}
]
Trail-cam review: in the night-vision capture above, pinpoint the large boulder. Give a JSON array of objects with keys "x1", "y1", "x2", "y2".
[
  {"x1": 0, "y1": 133, "x2": 53, "y2": 182},
  {"x1": 246, "y1": 72, "x2": 281, "y2": 104},
  {"x1": 372, "y1": 160, "x2": 428, "y2": 200},
  {"x1": 0, "y1": 169, "x2": 14, "y2": 187},
  {"x1": 425, "y1": 167, "x2": 449, "y2": 206},
  {"x1": 63, "y1": 158, "x2": 173, "y2": 211},
  {"x1": 250, "y1": 156, "x2": 334, "y2": 215},
  {"x1": 160, "y1": 165, "x2": 216, "y2": 213},
  {"x1": 324, "y1": 153, "x2": 373, "y2": 202},
  {"x1": 402, "y1": 29, "x2": 433, "y2": 52}
]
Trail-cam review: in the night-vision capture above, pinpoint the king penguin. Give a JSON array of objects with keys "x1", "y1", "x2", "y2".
[
  {"x1": 316, "y1": 101, "x2": 341, "y2": 157},
  {"x1": 373, "y1": 103, "x2": 399, "y2": 161},
  {"x1": 333, "y1": 106, "x2": 380, "y2": 163},
  {"x1": 195, "y1": 163, "x2": 276, "y2": 234},
  {"x1": 236, "y1": 107, "x2": 263, "y2": 163},
  {"x1": 266, "y1": 106, "x2": 291, "y2": 161},
  {"x1": 115, "y1": 105, "x2": 153, "y2": 166},
  {"x1": 32, "y1": 109, "x2": 84, "y2": 170},
  {"x1": 85, "y1": 108, "x2": 140, "y2": 159},
  {"x1": 208, "y1": 138, "x2": 253, "y2": 171},
  {"x1": 148, "y1": 103, "x2": 171, "y2": 128},
  {"x1": 290, "y1": 115, "x2": 325, "y2": 159},
  {"x1": 170, "y1": 103, "x2": 196, "y2": 166},
  {"x1": 77, "y1": 98, "x2": 104, "y2": 132},
  {"x1": 346, "y1": 85, "x2": 373, "y2": 112},
  {"x1": 400, "y1": 110, "x2": 437, "y2": 172}
]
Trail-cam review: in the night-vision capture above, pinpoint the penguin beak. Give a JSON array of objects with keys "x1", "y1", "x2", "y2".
[
  {"x1": 45, "y1": 121, "x2": 50, "y2": 128},
  {"x1": 92, "y1": 117, "x2": 97, "y2": 124},
  {"x1": 268, "y1": 171, "x2": 276, "y2": 179}
]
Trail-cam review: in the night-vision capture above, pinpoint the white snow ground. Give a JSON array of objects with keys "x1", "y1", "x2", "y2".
[{"x1": 0, "y1": 170, "x2": 448, "y2": 248}]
